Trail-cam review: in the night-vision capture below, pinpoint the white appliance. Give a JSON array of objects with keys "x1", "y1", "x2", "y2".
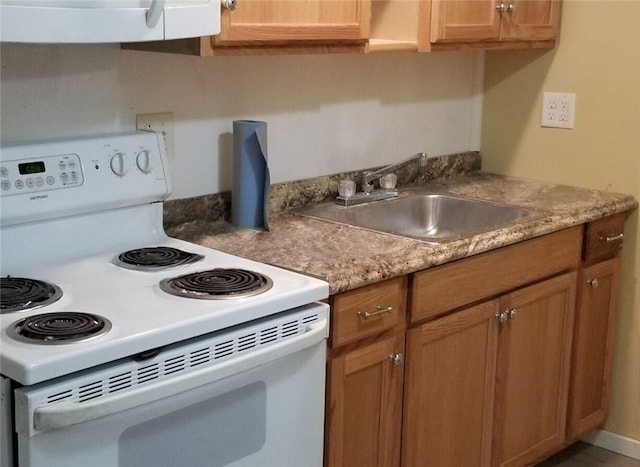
[
  {"x1": 0, "y1": 131, "x2": 329, "y2": 467},
  {"x1": 0, "y1": 0, "x2": 221, "y2": 43}
]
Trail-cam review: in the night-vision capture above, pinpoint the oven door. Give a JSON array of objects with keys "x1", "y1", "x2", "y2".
[{"x1": 14, "y1": 304, "x2": 328, "y2": 467}]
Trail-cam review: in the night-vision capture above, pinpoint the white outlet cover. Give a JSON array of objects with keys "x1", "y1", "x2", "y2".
[
  {"x1": 541, "y1": 92, "x2": 576, "y2": 129},
  {"x1": 136, "y1": 112, "x2": 174, "y2": 158}
]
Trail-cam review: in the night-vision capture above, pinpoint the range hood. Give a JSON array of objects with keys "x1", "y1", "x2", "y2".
[{"x1": 0, "y1": 0, "x2": 221, "y2": 43}]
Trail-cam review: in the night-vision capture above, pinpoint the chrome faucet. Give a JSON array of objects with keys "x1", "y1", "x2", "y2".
[
  {"x1": 335, "y1": 152, "x2": 429, "y2": 206},
  {"x1": 362, "y1": 152, "x2": 428, "y2": 194}
]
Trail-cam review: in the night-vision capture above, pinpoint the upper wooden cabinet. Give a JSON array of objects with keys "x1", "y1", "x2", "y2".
[
  {"x1": 428, "y1": 0, "x2": 561, "y2": 48},
  {"x1": 213, "y1": 0, "x2": 370, "y2": 45}
]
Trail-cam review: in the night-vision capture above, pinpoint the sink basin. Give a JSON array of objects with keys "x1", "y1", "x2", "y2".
[{"x1": 294, "y1": 192, "x2": 542, "y2": 242}]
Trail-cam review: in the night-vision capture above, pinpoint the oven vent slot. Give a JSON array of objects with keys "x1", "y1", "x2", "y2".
[
  {"x1": 237, "y1": 333, "x2": 257, "y2": 352},
  {"x1": 259, "y1": 326, "x2": 279, "y2": 344},
  {"x1": 46, "y1": 389, "x2": 73, "y2": 404},
  {"x1": 281, "y1": 320, "x2": 299, "y2": 338},
  {"x1": 77, "y1": 381, "x2": 102, "y2": 402},
  {"x1": 108, "y1": 372, "x2": 133, "y2": 393},
  {"x1": 302, "y1": 314, "x2": 319, "y2": 325},
  {"x1": 138, "y1": 364, "x2": 160, "y2": 383},
  {"x1": 214, "y1": 340, "x2": 234, "y2": 360},
  {"x1": 164, "y1": 356, "x2": 186, "y2": 375},
  {"x1": 190, "y1": 347, "x2": 210, "y2": 367}
]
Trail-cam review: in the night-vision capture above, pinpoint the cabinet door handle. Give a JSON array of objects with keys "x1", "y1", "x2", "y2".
[
  {"x1": 358, "y1": 306, "x2": 393, "y2": 320},
  {"x1": 495, "y1": 310, "x2": 509, "y2": 323},
  {"x1": 587, "y1": 278, "x2": 599, "y2": 288},
  {"x1": 389, "y1": 353, "x2": 404, "y2": 366},
  {"x1": 507, "y1": 3, "x2": 516, "y2": 12},
  {"x1": 600, "y1": 233, "x2": 624, "y2": 243},
  {"x1": 496, "y1": 2, "x2": 507, "y2": 12},
  {"x1": 222, "y1": 0, "x2": 237, "y2": 11},
  {"x1": 495, "y1": 309, "x2": 517, "y2": 323}
]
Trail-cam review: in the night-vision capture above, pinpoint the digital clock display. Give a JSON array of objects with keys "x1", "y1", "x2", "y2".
[{"x1": 18, "y1": 161, "x2": 46, "y2": 175}]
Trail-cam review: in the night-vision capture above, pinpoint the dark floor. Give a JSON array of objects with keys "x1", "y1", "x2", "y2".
[{"x1": 537, "y1": 442, "x2": 640, "y2": 467}]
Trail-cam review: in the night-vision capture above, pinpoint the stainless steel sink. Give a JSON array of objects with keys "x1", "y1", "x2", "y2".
[{"x1": 294, "y1": 191, "x2": 543, "y2": 242}]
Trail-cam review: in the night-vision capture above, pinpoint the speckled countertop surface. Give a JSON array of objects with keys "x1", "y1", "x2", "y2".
[{"x1": 166, "y1": 171, "x2": 637, "y2": 296}]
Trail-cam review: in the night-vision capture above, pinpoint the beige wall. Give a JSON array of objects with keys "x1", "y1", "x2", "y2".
[{"x1": 482, "y1": 1, "x2": 640, "y2": 441}]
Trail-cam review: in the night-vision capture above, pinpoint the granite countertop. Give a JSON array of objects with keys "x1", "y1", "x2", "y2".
[{"x1": 166, "y1": 171, "x2": 637, "y2": 296}]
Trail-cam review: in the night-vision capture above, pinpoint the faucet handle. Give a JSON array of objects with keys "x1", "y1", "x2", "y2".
[{"x1": 380, "y1": 173, "x2": 397, "y2": 191}]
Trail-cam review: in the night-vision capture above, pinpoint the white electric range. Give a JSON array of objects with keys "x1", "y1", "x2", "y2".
[{"x1": 0, "y1": 131, "x2": 329, "y2": 467}]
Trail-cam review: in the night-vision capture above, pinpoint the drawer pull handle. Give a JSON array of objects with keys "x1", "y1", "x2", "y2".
[
  {"x1": 358, "y1": 306, "x2": 393, "y2": 320},
  {"x1": 600, "y1": 233, "x2": 624, "y2": 243}
]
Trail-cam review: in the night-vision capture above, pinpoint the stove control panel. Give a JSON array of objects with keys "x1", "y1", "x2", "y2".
[
  {"x1": 0, "y1": 131, "x2": 171, "y2": 227},
  {"x1": 0, "y1": 153, "x2": 84, "y2": 196}
]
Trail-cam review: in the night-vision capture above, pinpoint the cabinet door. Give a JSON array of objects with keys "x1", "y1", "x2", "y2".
[
  {"x1": 430, "y1": 0, "x2": 560, "y2": 44},
  {"x1": 325, "y1": 334, "x2": 404, "y2": 467},
  {"x1": 430, "y1": 0, "x2": 501, "y2": 43},
  {"x1": 502, "y1": 0, "x2": 561, "y2": 41},
  {"x1": 213, "y1": 0, "x2": 370, "y2": 45},
  {"x1": 567, "y1": 258, "x2": 620, "y2": 439},
  {"x1": 493, "y1": 272, "x2": 576, "y2": 467},
  {"x1": 403, "y1": 300, "x2": 500, "y2": 467}
]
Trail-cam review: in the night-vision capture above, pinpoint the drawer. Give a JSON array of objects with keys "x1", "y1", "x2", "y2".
[
  {"x1": 330, "y1": 276, "x2": 407, "y2": 348},
  {"x1": 584, "y1": 213, "x2": 626, "y2": 263},
  {"x1": 410, "y1": 227, "x2": 583, "y2": 323}
]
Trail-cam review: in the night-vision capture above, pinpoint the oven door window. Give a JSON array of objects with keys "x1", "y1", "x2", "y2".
[{"x1": 120, "y1": 382, "x2": 266, "y2": 467}]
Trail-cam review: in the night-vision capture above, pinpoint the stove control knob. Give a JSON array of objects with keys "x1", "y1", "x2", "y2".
[
  {"x1": 136, "y1": 149, "x2": 152, "y2": 174},
  {"x1": 110, "y1": 152, "x2": 127, "y2": 177}
]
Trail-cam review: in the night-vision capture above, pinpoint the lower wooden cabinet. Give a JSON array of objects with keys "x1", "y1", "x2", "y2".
[
  {"x1": 403, "y1": 300, "x2": 499, "y2": 467},
  {"x1": 325, "y1": 216, "x2": 629, "y2": 467},
  {"x1": 567, "y1": 257, "x2": 621, "y2": 440},
  {"x1": 325, "y1": 333, "x2": 405, "y2": 467},
  {"x1": 493, "y1": 272, "x2": 576, "y2": 467},
  {"x1": 403, "y1": 273, "x2": 576, "y2": 467}
]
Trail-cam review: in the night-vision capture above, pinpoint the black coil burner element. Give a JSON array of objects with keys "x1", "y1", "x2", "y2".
[
  {"x1": 159, "y1": 268, "x2": 273, "y2": 300},
  {"x1": 0, "y1": 277, "x2": 63, "y2": 314},
  {"x1": 9, "y1": 312, "x2": 112, "y2": 344},
  {"x1": 115, "y1": 246, "x2": 204, "y2": 270}
]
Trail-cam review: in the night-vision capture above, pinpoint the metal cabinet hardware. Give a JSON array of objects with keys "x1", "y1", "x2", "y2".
[
  {"x1": 496, "y1": 3, "x2": 515, "y2": 12},
  {"x1": 495, "y1": 308, "x2": 517, "y2": 323},
  {"x1": 587, "y1": 278, "x2": 599, "y2": 289},
  {"x1": 388, "y1": 353, "x2": 403, "y2": 366},
  {"x1": 358, "y1": 306, "x2": 393, "y2": 320},
  {"x1": 222, "y1": 0, "x2": 237, "y2": 11},
  {"x1": 600, "y1": 233, "x2": 624, "y2": 243}
]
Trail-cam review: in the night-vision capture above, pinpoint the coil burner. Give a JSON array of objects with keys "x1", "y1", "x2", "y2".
[
  {"x1": 9, "y1": 312, "x2": 112, "y2": 344},
  {"x1": 160, "y1": 268, "x2": 273, "y2": 300},
  {"x1": 115, "y1": 246, "x2": 204, "y2": 271},
  {"x1": 1, "y1": 277, "x2": 63, "y2": 314}
]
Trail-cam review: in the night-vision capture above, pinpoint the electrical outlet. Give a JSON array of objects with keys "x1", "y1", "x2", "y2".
[
  {"x1": 136, "y1": 112, "x2": 174, "y2": 158},
  {"x1": 541, "y1": 92, "x2": 575, "y2": 129}
]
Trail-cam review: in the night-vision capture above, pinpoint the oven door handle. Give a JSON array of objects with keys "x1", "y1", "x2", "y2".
[{"x1": 32, "y1": 319, "x2": 327, "y2": 434}]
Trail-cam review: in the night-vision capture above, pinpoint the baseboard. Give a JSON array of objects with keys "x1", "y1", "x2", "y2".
[{"x1": 582, "y1": 429, "x2": 640, "y2": 460}]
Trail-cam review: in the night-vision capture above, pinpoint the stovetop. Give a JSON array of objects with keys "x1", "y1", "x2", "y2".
[{"x1": 0, "y1": 234, "x2": 328, "y2": 386}]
